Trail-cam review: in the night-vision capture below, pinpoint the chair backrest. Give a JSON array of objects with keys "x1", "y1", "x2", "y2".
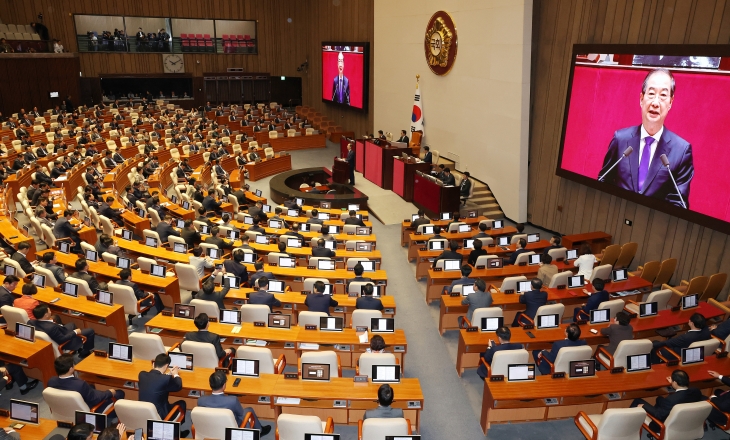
[
  {"x1": 513, "y1": 251, "x2": 535, "y2": 265},
  {"x1": 108, "y1": 283, "x2": 141, "y2": 315},
  {"x1": 599, "y1": 244, "x2": 621, "y2": 267},
  {"x1": 80, "y1": 241, "x2": 95, "y2": 254},
  {"x1": 137, "y1": 257, "x2": 156, "y2": 272},
  {"x1": 346, "y1": 257, "x2": 371, "y2": 269},
  {"x1": 276, "y1": 414, "x2": 324, "y2": 440},
  {"x1": 34, "y1": 264, "x2": 62, "y2": 288},
  {"x1": 491, "y1": 349, "x2": 529, "y2": 377},
  {"x1": 500, "y1": 276, "x2": 527, "y2": 292},
  {"x1": 115, "y1": 399, "x2": 161, "y2": 431},
  {"x1": 181, "y1": 340, "x2": 219, "y2": 369},
  {"x1": 684, "y1": 276, "x2": 710, "y2": 297},
  {"x1": 701, "y1": 273, "x2": 728, "y2": 302},
  {"x1": 593, "y1": 407, "x2": 648, "y2": 440},
  {"x1": 143, "y1": 229, "x2": 161, "y2": 244},
  {"x1": 361, "y1": 418, "x2": 409, "y2": 439},
  {"x1": 654, "y1": 258, "x2": 678, "y2": 287},
  {"x1": 416, "y1": 224, "x2": 434, "y2": 234},
  {"x1": 596, "y1": 299, "x2": 625, "y2": 319},
  {"x1": 3, "y1": 258, "x2": 25, "y2": 278},
  {"x1": 646, "y1": 289, "x2": 673, "y2": 310},
  {"x1": 471, "y1": 307, "x2": 503, "y2": 327},
  {"x1": 351, "y1": 309, "x2": 383, "y2": 329},
  {"x1": 235, "y1": 346, "x2": 276, "y2": 374},
  {"x1": 590, "y1": 264, "x2": 612, "y2": 282},
  {"x1": 535, "y1": 303, "x2": 565, "y2": 321},
  {"x1": 474, "y1": 255, "x2": 497, "y2": 268},
  {"x1": 611, "y1": 339, "x2": 654, "y2": 369},
  {"x1": 662, "y1": 401, "x2": 712, "y2": 440},
  {"x1": 298, "y1": 311, "x2": 328, "y2": 327},
  {"x1": 65, "y1": 276, "x2": 94, "y2": 297},
  {"x1": 0, "y1": 306, "x2": 29, "y2": 330},
  {"x1": 637, "y1": 260, "x2": 661, "y2": 283},
  {"x1": 239, "y1": 304, "x2": 270, "y2": 323},
  {"x1": 547, "y1": 247, "x2": 567, "y2": 261},
  {"x1": 300, "y1": 351, "x2": 339, "y2": 377},
  {"x1": 101, "y1": 252, "x2": 118, "y2": 265},
  {"x1": 358, "y1": 353, "x2": 397, "y2": 377},
  {"x1": 510, "y1": 234, "x2": 527, "y2": 245},
  {"x1": 552, "y1": 345, "x2": 593, "y2": 374},
  {"x1": 42, "y1": 388, "x2": 90, "y2": 421},
  {"x1": 303, "y1": 278, "x2": 330, "y2": 292},
  {"x1": 689, "y1": 338, "x2": 721, "y2": 357},
  {"x1": 347, "y1": 281, "x2": 374, "y2": 295},
  {"x1": 99, "y1": 215, "x2": 116, "y2": 237},
  {"x1": 174, "y1": 262, "x2": 201, "y2": 293},
  {"x1": 447, "y1": 222, "x2": 466, "y2": 233},
  {"x1": 267, "y1": 252, "x2": 288, "y2": 265},
  {"x1": 614, "y1": 242, "x2": 638, "y2": 269},
  {"x1": 191, "y1": 407, "x2": 237, "y2": 440},
  {"x1": 189, "y1": 299, "x2": 220, "y2": 318},
  {"x1": 547, "y1": 271, "x2": 573, "y2": 288},
  {"x1": 129, "y1": 333, "x2": 167, "y2": 360}
]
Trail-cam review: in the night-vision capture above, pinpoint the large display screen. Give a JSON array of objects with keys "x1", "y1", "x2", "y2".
[
  {"x1": 557, "y1": 45, "x2": 730, "y2": 232},
  {"x1": 321, "y1": 42, "x2": 369, "y2": 111}
]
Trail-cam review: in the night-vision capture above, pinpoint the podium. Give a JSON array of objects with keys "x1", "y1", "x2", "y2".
[
  {"x1": 332, "y1": 157, "x2": 350, "y2": 184},
  {"x1": 362, "y1": 140, "x2": 410, "y2": 190},
  {"x1": 412, "y1": 171, "x2": 460, "y2": 218},
  {"x1": 393, "y1": 156, "x2": 432, "y2": 202}
]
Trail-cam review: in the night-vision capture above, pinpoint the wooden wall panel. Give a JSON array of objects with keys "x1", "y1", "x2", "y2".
[
  {"x1": 0, "y1": 55, "x2": 80, "y2": 115},
  {"x1": 529, "y1": 0, "x2": 730, "y2": 297},
  {"x1": 0, "y1": 0, "x2": 373, "y2": 135}
]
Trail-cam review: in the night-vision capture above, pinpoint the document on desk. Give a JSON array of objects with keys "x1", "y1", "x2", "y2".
[
  {"x1": 276, "y1": 397, "x2": 301, "y2": 405},
  {"x1": 112, "y1": 344, "x2": 129, "y2": 360},
  {"x1": 152, "y1": 421, "x2": 175, "y2": 439},
  {"x1": 299, "y1": 343, "x2": 320, "y2": 350},
  {"x1": 376, "y1": 366, "x2": 396, "y2": 381},
  {"x1": 630, "y1": 355, "x2": 647, "y2": 370}
]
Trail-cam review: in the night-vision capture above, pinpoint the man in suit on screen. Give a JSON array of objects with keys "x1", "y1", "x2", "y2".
[
  {"x1": 597, "y1": 68, "x2": 693, "y2": 208},
  {"x1": 332, "y1": 52, "x2": 350, "y2": 105}
]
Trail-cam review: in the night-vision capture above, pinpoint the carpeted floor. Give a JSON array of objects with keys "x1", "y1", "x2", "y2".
[{"x1": 3, "y1": 141, "x2": 727, "y2": 439}]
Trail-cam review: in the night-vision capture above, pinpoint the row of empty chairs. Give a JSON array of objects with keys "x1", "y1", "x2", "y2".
[
  {"x1": 0, "y1": 24, "x2": 38, "y2": 35},
  {"x1": 0, "y1": 31, "x2": 41, "y2": 41}
]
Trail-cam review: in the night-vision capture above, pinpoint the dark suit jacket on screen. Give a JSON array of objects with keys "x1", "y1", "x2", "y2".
[{"x1": 332, "y1": 75, "x2": 350, "y2": 105}]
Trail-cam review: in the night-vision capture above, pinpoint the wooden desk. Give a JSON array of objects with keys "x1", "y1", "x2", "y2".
[
  {"x1": 414, "y1": 240, "x2": 551, "y2": 280},
  {"x1": 246, "y1": 155, "x2": 292, "y2": 181},
  {"x1": 406, "y1": 227, "x2": 517, "y2": 261},
  {"x1": 392, "y1": 156, "x2": 431, "y2": 202},
  {"x1": 0, "y1": 333, "x2": 56, "y2": 384},
  {"x1": 562, "y1": 231, "x2": 613, "y2": 254},
  {"x1": 222, "y1": 290, "x2": 397, "y2": 327},
  {"x1": 413, "y1": 172, "x2": 460, "y2": 219},
  {"x1": 400, "y1": 216, "x2": 490, "y2": 246},
  {"x1": 0, "y1": 215, "x2": 37, "y2": 261},
  {"x1": 40, "y1": 249, "x2": 182, "y2": 307},
  {"x1": 456, "y1": 301, "x2": 723, "y2": 376},
  {"x1": 274, "y1": 377, "x2": 424, "y2": 431},
  {"x1": 253, "y1": 265, "x2": 388, "y2": 294},
  {"x1": 269, "y1": 134, "x2": 326, "y2": 152},
  {"x1": 481, "y1": 352, "x2": 730, "y2": 434},
  {"x1": 11, "y1": 280, "x2": 130, "y2": 344},
  {"x1": 73, "y1": 356, "x2": 280, "y2": 419},
  {"x1": 0, "y1": 416, "x2": 59, "y2": 438},
  {"x1": 145, "y1": 315, "x2": 407, "y2": 369}
]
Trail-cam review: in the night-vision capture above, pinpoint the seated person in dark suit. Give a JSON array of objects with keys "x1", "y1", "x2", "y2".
[
  {"x1": 441, "y1": 167, "x2": 456, "y2": 186},
  {"x1": 0, "y1": 362, "x2": 39, "y2": 396},
  {"x1": 100, "y1": 196, "x2": 124, "y2": 225},
  {"x1": 29, "y1": 304, "x2": 96, "y2": 358},
  {"x1": 71, "y1": 258, "x2": 107, "y2": 294},
  {"x1": 304, "y1": 280, "x2": 338, "y2": 315},
  {"x1": 195, "y1": 275, "x2": 228, "y2": 310},
  {"x1": 248, "y1": 261, "x2": 274, "y2": 288},
  {"x1": 410, "y1": 210, "x2": 430, "y2": 229},
  {"x1": 118, "y1": 268, "x2": 163, "y2": 314},
  {"x1": 275, "y1": 241, "x2": 294, "y2": 259},
  {"x1": 312, "y1": 238, "x2": 336, "y2": 258},
  {"x1": 198, "y1": 371, "x2": 270, "y2": 435},
  {"x1": 307, "y1": 209, "x2": 324, "y2": 225},
  {"x1": 181, "y1": 220, "x2": 202, "y2": 247},
  {"x1": 422, "y1": 146, "x2": 432, "y2": 164},
  {"x1": 248, "y1": 277, "x2": 282, "y2": 311},
  {"x1": 184, "y1": 313, "x2": 234, "y2": 365},
  {"x1": 204, "y1": 226, "x2": 234, "y2": 250},
  {"x1": 651, "y1": 313, "x2": 711, "y2": 363},
  {"x1": 533, "y1": 323, "x2": 587, "y2": 375},
  {"x1": 542, "y1": 235, "x2": 563, "y2": 256},
  {"x1": 53, "y1": 209, "x2": 82, "y2": 252},
  {"x1": 507, "y1": 238, "x2": 529, "y2": 265},
  {"x1": 512, "y1": 279, "x2": 548, "y2": 326},
  {"x1": 11, "y1": 242, "x2": 34, "y2": 274},
  {"x1": 363, "y1": 384, "x2": 404, "y2": 419},
  {"x1": 287, "y1": 223, "x2": 305, "y2": 242},
  {"x1": 711, "y1": 316, "x2": 730, "y2": 340},
  {"x1": 459, "y1": 279, "x2": 493, "y2": 327},
  {"x1": 630, "y1": 369, "x2": 703, "y2": 432},
  {"x1": 138, "y1": 353, "x2": 189, "y2": 437},
  {"x1": 599, "y1": 311, "x2": 634, "y2": 355},
  {"x1": 344, "y1": 210, "x2": 365, "y2": 227},
  {"x1": 707, "y1": 370, "x2": 730, "y2": 428},
  {"x1": 223, "y1": 250, "x2": 249, "y2": 287},
  {"x1": 247, "y1": 201, "x2": 263, "y2": 219},
  {"x1": 467, "y1": 238, "x2": 488, "y2": 266},
  {"x1": 476, "y1": 326, "x2": 524, "y2": 379},
  {"x1": 356, "y1": 283, "x2": 383, "y2": 311},
  {"x1": 573, "y1": 278, "x2": 610, "y2": 321},
  {"x1": 432, "y1": 240, "x2": 461, "y2": 269},
  {"x1": 202, "y1": 191, "x2": 223, "y2": 215},
  {"x1": 347, "y1": 263, "x2": 373, "y2": 290},
  {"x1": 48, "y1": 354, "x2": 124, "y2": 413},
  {"x1": 249, "y1": 218, "x2": 265, "y2": 234},
  {"x1": 154, "y1": 215, "x2": 180, "y2": 244},
  {"x1": 446, "y1": 265, "x2": 474, "y2": 294}
]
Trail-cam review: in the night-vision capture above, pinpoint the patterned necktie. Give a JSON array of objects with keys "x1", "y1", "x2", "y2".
[{"x1": 638, "y1": 137, "x2": 655, "y2": 191}]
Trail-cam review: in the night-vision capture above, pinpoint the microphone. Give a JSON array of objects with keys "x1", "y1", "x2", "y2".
[
  {"x1": 598, "y1": 146, "x2": 633, "y2": 182},
  {"x1": 659, "y1": 154, "x2": 687, "y2": 209}
]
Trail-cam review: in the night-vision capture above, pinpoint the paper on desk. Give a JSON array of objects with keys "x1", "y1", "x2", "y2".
[
  {"x1": 357, "y1": 331, "x2": 369, "y2": 343},
  {"x1": 276, "y1": 397, "x2": 300, "y2": 405},
  {"x1": 299, "y1": 343, "x2": 320, "y2": 350},
  {"x1": 231, "y1": 326, "x2": 242, "y2": 334}
]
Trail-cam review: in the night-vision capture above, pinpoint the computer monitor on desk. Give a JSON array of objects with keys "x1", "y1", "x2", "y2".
[
  {"x1": 567, "y1": 275, "x2": 584, "y2": 288},
  {"x1": 537, "y1": 314, "x2": 560, "y2": 329},
  {"x1": 681, "y1": 347, "x2": 704, "y2": 365},
  {"x1": 569, "y1": 360, "x2": 596, "y2": 378},
  {"x1": 428, "y1": 240, "x2": 443, "y2": 251},
  {"x1": 507, "y1": 364, "x2": 535, "y2": 382},
  {"x1": 147, "y1": 420, "x2": 181, "y2": 440},
  {"x1": 626, "y1": 354, "x2": 651, "y2": 372},
  {"x1": 682, "y1": 294, "x2": 699, "y2": 310},
  {"x1": 589, "y1": 309, "x2": 610, "y2": 324},
  {"x1": 231, "y1": 358, "x2": 259, "y2": 377},
  {"x1": 612, "y1": 269, "x2": 628, "y2": 282},
  {"x1": 497, "y1": 236, "x2": 509, "y2": 246},
  {"x1": 565, "y1": 249, "x2": 578, "y2": 261},
  {"x1": 639, "y1": 302, "x2": 658, "y2": 317},
  {"x1": 480, "y1": 317, "x2": 503, "y2": 332},
  {"x1": 527, "y1": 233, "x2": 540, "y2": 243},
  {"x1": 516, "y1": 281, "x2": 532, "y2": 293}
]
